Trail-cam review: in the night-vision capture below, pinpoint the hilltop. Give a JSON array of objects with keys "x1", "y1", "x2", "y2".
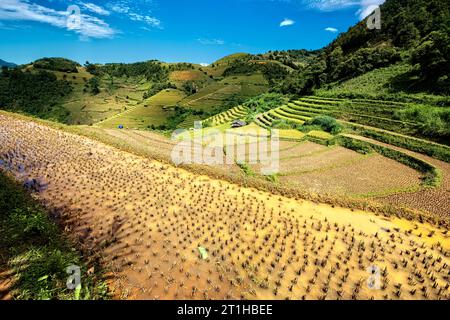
[{"x1": 0, "y1": 59, "x2": 16, "y2": 68}]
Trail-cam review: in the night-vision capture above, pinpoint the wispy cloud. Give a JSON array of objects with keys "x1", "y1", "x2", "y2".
[
  {"x1": 325, "y1": 27, "x2": 338, "y2": 33},
  {"x1": 305, "y1": 0, "x2": 359, "y2": 11},
  {"x1": 356, "y1": 0, "x2": 384, "y2": 19},
  {"x1": 303, "y1": 0, "x2": 385, "y2": 20},
  {"x1": 0, "y1": 0, "x2": 116, "y2": 38},
  {"x1": 81, "y1": 2, "x2": 110, "y2": 16},
  {"x1": 280, "y1": 18, "x2": 295, "y2": 27},
  {"x1": 108, "y1": 1, "x2": 162, "y2": 29},
  {"x1": 197, "y1": 38, "x2": 225, "y2": 45},
  {"x1": 129, "y1": 13, "x2": 161, "y2": 28}
]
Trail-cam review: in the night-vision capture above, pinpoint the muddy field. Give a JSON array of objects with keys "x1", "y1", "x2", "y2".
[{"x1": 0, "y1": 114, "x2": 449, "y2": 300}]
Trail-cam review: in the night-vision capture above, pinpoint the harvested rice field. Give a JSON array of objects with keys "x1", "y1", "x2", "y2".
[
  {"x1": 0, "y1": 113, "x2": 449, "y2": 300},
  {"x1": 280, "y1": 154, "x2": 423, "y2": 196}
]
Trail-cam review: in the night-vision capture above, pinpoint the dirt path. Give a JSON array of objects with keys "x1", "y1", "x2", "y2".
[
  {"x1": 343, "y1": 134, "x2": 450, "y2": 218},
  {"x1": 0, "y1": 114, "x2": 449, "y2": 300}
]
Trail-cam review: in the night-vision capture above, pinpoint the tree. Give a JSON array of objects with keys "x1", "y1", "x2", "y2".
[
  {"x1": 182, "y1": 81, "x2": 198, "y2": 95},
  {"x1": 85, "y1": 61, "x2": 98, "y2": 75},
  {"x1": 395, "y1": 23, "x2": 420, "y2": 48},
  {"x1": 327, "y1": 46, "x2": 344, "y2": 80},
  {"x1": 87, "y1": 77, "x2": 100, "y2": 95},
  {"x1": 411, "y1": 30, "x2": 449, "y2": 81}
]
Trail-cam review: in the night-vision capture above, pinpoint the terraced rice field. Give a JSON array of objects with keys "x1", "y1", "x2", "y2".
[
  {"x1": 241, "y1": 96, "x2": 450, "y2": 218},
  {"x1": 204, "y1": 105, "x2": 249, "y2": 126},
  {"x1": 1, "y1": 113, "x2": 449, "y2": 300},
  {"x1": 343, "y1": 135, "x2": 450, "y2": 218},
  {"x1": 280, "y1": 154, "x2": 422, "y2": 196}
]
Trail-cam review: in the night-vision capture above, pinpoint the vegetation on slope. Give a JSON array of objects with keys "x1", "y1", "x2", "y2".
[
  {"x1": 33, "y1": 58, "x2": 80, "y2": 73},
  {"x1": 0, "y1": 172, "x2": 108, "y2": 299},
  {"x1": 273, "y1": 0, "x2": 450, "y2": 96},
  {"x1": 0, "y1": 67, "x2": 72, "y2": 121}
]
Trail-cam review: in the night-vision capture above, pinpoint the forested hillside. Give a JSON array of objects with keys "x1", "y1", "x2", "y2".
[
  {"x1": 275, "y1": 0, "x2": 450, "y2": 96},
  {"x1": 0, "y1": 67, "x2": 72, "y2": 121}
]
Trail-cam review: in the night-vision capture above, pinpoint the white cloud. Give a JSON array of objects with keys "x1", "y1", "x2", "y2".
[
  {"x1": 325, "y1": 27, "x2": 338, "y2": 32},
  {"x1": 0, "y1": 0, "x2": 116, "y2": 38},
  {"x1": 197, "y1": 38, "x2": 225, "y2": 45},
  {"x1": 304, "y1": 0, "x2": 385, "y2": 20},
  {"x1": 199, "y1": 63, "x2": 209, "y2": 67},
  {"x1": 81, "y1": 3, "x2": 110, "y2": 16},
  {"x1": 280, "y1": 18, "x2": 295, "y2": 27},
  {"x1": 357, "y1": 0, "x2": 384, "y2": 20},
  {"x1": 305, "y1": 0, "x2": 359, "y2": 11},
  {"x1": 129, "y1": 12, "x2": 161, "y2": 28},
  {"x1": 110, "y1": 4, "x2": 130, "y2": 14},
  {"x1": 108, "y1": 1, "x2": 162, "y2": 29}
]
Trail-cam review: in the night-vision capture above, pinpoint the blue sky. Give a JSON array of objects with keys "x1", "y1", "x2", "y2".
[{"x1": 0, "y1": 0, "x2": 385, "y2": 65}]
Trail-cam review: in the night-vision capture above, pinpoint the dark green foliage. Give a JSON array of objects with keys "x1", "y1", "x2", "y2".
[
  {"x1": 143, "y1": 82, "x2": 177, "y2": 99},
  {"x1": 98, "y1": 60, "x2": 169, "y2": 82},
  {"x1": 306, "y1": 116, "x2": 343, "y2": 134},
  {"x1": 272, "y1": 119, "x2": 302, "y2": 130},
  {"x1": 34, "y1": 58, "x2": 79, "y2": 73},
  {"x1": 182, "y1": 81, "x2": 199, "y2": 95},
  {"x1": 332, "y1": 46, "x2": 401, "y2": 81},
  {"x1": 274, "y1": 71, "x2": 314, "y2": 96},
  {"x1": 85, "y1": 77, "x2": 100, "y2": 95},
  {"x1": 331, "y1": 0, "x2": 449, "y2": 54},
  {"x1": 275, "y1": 0, "x2": 450, "y2": 95},
  {"x1": 337, "y1": 136, "x2": 374, "y2": 155},
  {"x1": 168, "y1": 63, "x2": 195, "y2": 71},
  {"x1": 243, "y1": 93, "x2": 285, "y2": 113},
  {"x1": 411, "y1": 29, "x2": 450, "y2": 93},
  {"x1": 0, "y1": 69, "x2": 72, "y2": 121},
  {"x1": 84, "y1": 61, "x2": 99, "y2": 75},
  {"x1": 155, "y1": 106, "x2": 198, "y2": 130},
  {"x1": 0, "y1": 172, "x2": 108, "y2": 299},
  {"x1": 259, "y1": 49, "x2": 319, "y2": 70}
]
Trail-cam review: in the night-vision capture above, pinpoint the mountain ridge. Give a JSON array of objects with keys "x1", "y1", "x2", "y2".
[{"x1": 0, "y1": 59, "x2": 16, "y2": 68}]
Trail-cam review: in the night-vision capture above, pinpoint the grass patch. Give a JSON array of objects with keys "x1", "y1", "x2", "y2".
[
  {"x1": 236, "y1": 162, "x2": 255, "y2": 177},
  {"x1": 0, "y1": 172, "x2": 108, "y2": 300}
]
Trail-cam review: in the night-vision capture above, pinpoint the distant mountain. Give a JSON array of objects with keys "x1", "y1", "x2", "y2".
[{"x1": 0, "y1": 59, "x2": 16, "y2": 68}]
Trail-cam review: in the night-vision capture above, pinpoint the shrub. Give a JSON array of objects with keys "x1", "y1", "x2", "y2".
[{"x1": 306, "y1": 116, "x2": 343, "y2": 135}]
